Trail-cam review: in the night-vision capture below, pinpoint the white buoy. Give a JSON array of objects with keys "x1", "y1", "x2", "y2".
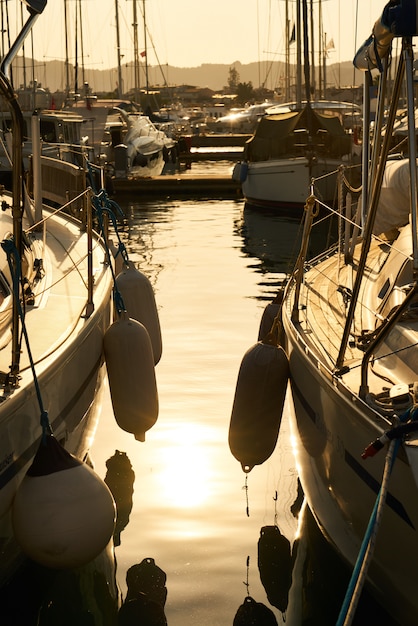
[
  {"x1": 104, "y1": 312, "x2": 159, "y2": 441},
  {"x1": 12, "y1": 435, "x2": 115, "y2": 569},
  {"x1": 116, "y1": 262, "x2": 162, "y2": 365},
  {"x1": 229, "y1": 341, "x2": 289, "y2": 472}
]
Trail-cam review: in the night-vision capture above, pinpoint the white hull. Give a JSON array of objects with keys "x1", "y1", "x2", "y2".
[
  {"x1": 283, "y1": 319, "x2": 418, "y2": 622},
  {"x1": 0, "y1": 202, "x2": 113, "y2": 583},
  {"x1": 130, "y1": 150, "x2": 165, "y2": 178},
  {"x1": 241, "y1": 157, "x2": 341, "y2": 209},
  {"x1": 282, "y1": 218, "x2": 418, "y2": 624}
]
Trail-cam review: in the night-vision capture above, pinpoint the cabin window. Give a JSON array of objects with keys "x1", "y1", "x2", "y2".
[
  {"x1": 378, "y1": 278, "x2": 390, "y2": 300},
  {"x1": 39, "y1": 120, "x2": 57, "y2": 142}
]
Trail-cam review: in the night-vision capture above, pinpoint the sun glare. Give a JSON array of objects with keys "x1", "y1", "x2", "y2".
[{"x1": 155, "y1": 423, "x2": 215, "y2": 509}]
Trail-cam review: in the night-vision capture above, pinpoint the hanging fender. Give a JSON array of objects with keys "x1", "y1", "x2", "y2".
[
  {"x1": 229, "y1": 341, "x2": 289, "y2": 473},
  {"x1": 104, "y1": 312, "x2": 159, "y2": 441},
  {"x1": 12, "y1": 435, "x2": 115, "y2": 569},
  {"x1": 116, "y1": 262, "x2": 162, "y2": 365}
]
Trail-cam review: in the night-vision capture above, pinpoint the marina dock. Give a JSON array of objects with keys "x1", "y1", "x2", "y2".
[
  {"x1": 110, "y1": 136, "x2": 248, "y2": 199},
  {"x1": 110, "y1": 172, "x2": 242, "y2": 199}
]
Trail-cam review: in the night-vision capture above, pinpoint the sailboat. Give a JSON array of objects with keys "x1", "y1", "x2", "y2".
[
  {"x1": 234, "y1": 0, "x2": 357, "y2": 211},
  {"x1": 0, "y1": 0, "x2": 114, "y2": 582},
  {"x1": 278, "y1": 0, "x2": 418, "y2": 622}
]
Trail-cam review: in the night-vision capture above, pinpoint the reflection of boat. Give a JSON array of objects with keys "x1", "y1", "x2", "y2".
[
  {"x1": 281, "y1": 3, "x2": 418, "y2": 623},
  {"x1": 285, "y1": 501, "x2": 395, "y2": 625},
  {"x1": 0, "y1": 2, "x2": 114, "y2": 584},
  {"x1": 240, "y1": 204, "x2": 337, "y2": 283},
  {"x1": 234, "y1": 100, "x2": 356, "y2": 211}
]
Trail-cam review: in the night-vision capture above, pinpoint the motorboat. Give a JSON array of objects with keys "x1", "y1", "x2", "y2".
[{"x1": 279, "y1": 1, "x2": 418, "y2": 623}]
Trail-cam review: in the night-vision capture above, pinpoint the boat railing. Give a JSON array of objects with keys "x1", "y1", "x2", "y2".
[
  {"x1": 24, "y1": 184, "x2": 100, "y2": 321},
  {"x1": 26, "y1": 155, "x2": 87, "y2": 211}
]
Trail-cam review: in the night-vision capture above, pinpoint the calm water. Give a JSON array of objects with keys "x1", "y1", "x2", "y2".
[
  {"x1": 89, "y1": 190, "x2": 392, "y2": 625},
  {"x1": 2, "y1": 162, "x2": 395, "y2": 624}
]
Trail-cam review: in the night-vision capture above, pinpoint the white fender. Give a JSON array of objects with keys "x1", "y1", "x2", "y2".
[
  {"x1": 104, "y1": 312, "x2": 159, "y2": 441},
  {"x1": 12, "y1": 435, "x2": 115, "y2": 569},
  {"x1": 116, "y1": 262, "x2": 162, "y2": 365}
]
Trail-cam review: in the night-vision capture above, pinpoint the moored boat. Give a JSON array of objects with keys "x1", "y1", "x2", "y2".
[
  {"x1": 279, "y1": 1, "x2": 418, "y2": 623},
  {"x1": 234, "y1": 100, "x2": 358, "y2": 212},
  {"x1": 0, "y1": 107, "x2": 92, "y2": 189},
  {"x1": 0, "y1": 0, "x2": 117, "y2": 585}
]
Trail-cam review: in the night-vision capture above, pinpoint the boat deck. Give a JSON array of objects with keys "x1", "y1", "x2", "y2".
[
  {"x1": 296, "y1": 238, "x2": 393, "y2": 369},
  {"x1": 0, "y1": 206, "x2": 110, "y2": 383}
]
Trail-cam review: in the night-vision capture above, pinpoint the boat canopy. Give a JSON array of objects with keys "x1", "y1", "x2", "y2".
[{"x1": 244, "y1": 107, "x2": 351, "y2": 162}]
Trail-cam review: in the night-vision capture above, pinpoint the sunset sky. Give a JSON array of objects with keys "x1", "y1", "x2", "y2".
[{"x1": 16, "y1": 0, "x2": 387, "y2": 71}]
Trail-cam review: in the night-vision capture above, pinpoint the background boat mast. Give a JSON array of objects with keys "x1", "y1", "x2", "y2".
[
  {"x1": 133, "y1": 0, "x2": 140, "y2": 102},
  {"x1": 115, "y1": 0, "x2": 123, "y2": 98}
]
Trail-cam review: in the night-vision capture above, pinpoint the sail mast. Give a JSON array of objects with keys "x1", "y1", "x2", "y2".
[
  {"x1": 285, "y1": 0, "x2": 290, "y2": 101},
  {"x1": 296, "y1": 0, "x2": 302, "y2": 105},
  {"x1": 133, "y1": 0, "x2": 140, "y2": 102},
  {"x1": 142, "y1": 0, "x2": 149, "y2": 94},
  {"x1": 115, "y1": 0, "x2": 123, "y2": 98}
]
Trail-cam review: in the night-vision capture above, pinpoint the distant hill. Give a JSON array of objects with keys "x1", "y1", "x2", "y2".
[{"x1": 13, "y1": 57, "x2": 364, "y2": 96}]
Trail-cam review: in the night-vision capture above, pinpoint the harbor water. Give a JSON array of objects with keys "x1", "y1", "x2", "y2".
[{"x1": 2, "y1": 161, "x2": 397, "y2": 625}]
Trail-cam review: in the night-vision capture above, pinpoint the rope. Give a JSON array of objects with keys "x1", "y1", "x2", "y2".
[
  {"x1": 336, "y1": 407, "x2": 412, "y2": 625},
  {"x1": 1, "y1": 239, "x2": 52, "y2": 440},
  {"x1": 91, "y1": 187, "x2": 131, "y2": 316}
]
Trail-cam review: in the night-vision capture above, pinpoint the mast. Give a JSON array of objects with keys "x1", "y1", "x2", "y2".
[
  {"x1": 302, "y1": 0, "x2": 311, "y2": 105},
  {"x1": 115, "y1": 0, "x2": 123, "y2": 98},
  {"x1": 74, "y1": 0, "x2": 78, "y2": 95},
  {"x1": 78, "y1": 0, "x2": 85, "y2": 87},
  {"x1": 0, "y1": 0, "x2": 47, "y2": 378},
  {"x1": 133, "y1": 0, "x2": 140, "y2": 102},
  {"x1": 64, "y1": 0, "x2": 70, "y2": 97},
  {"x1": 309, "y1": 0, "x2": 315, "y2": 98},
  {"x1": 318, "y1": 0, "x2": 322, "y2": 97},
  {"x1": 296, "y1": 0, "x2": 302, "y2": 105},
  {"x1": 285, "y1": 0, "x2": 290, "y2": 101},
  {"x1": 142, "y1": 0, "x2": 149, "y2": 95}
]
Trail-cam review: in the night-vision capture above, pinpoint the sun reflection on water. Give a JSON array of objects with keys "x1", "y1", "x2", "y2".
[{"x1": 153, "y1": 423, "x2": 216, "y2": 509}]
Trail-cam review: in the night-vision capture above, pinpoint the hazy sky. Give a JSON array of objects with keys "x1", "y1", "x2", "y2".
[{"x1": 17, "y1": 0, "x2": 386, "y2": 71}]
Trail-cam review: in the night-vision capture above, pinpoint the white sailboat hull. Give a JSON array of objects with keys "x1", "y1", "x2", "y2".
[
  {"x1": 0, "y1": 204, "x2": 113, "y2": 583},
  {"x1": 241, "y1": 157, "x2": 342, "y2": 209},
  {"x1": 284, "y1": 320, "x2": 418, "y2": 623}
]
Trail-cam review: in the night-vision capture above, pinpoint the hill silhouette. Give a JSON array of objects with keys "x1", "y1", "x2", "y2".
[{"x1": 13, "y1": 57, "x2": 363, "y2": 96}]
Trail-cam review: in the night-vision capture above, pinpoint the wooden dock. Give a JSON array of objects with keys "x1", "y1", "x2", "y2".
[
  {"x1": 110, "y1": 173, "x2": 243, "y2": 199},
  {"x1": 189, "y1": 134, "x2": 251, "y2": 147},
  {"x1": 181, "y1": 150, "x2": 243, "y2": 163}
]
